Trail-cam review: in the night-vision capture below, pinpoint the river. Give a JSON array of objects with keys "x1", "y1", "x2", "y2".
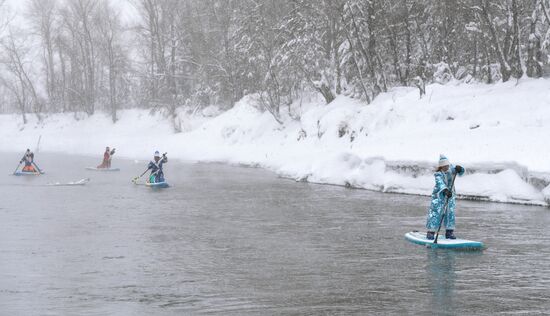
[{"x1": 1, "y1": 153, "x2": 549, "y2": 315}]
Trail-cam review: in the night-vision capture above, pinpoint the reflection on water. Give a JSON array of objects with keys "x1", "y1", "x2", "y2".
[
  {"x1": 428, "y1": 250, "x2": 456, "y2": 311},
  {"x1": 426, "y1": 249, "x2": 485, "y2": 315},
  {"x1": 0, "y1": 152, "x2": 549, "y2": 315}
]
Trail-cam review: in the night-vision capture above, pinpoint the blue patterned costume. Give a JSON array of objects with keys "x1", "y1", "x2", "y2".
[
  {"x1": 426, "y1": 165, "x2": 465, "y2": 231},
  {"x1": 147, "y1": 156, "x2": 167, "y2": 183}
]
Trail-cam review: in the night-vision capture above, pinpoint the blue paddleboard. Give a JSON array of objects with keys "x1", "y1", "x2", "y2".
[
  {"x1": 405, "y1": 231, "x2": 484, "y2": 250},
  {"x1": 145, "y1": 181, "x2": 169, "y2": 188},
  {"x1": 14, "y1": 170, "x2": 44, "y2": 176}
]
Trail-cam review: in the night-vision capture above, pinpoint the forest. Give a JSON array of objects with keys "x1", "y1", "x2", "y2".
[{"x1": 0, "y1": 0, "x2": 548, "y2": 126}]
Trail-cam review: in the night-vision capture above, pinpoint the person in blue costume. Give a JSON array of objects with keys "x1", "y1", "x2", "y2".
[
  {"x1": 147, "y1": 151, "x2": 168, "y2": 183},
  {"x1": 425, "y1": 154, "x2": 465, "y2": 240}
]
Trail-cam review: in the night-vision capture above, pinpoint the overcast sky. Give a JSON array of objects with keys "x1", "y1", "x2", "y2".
[{"x1": 4, "y1": 0, "x2": 139, "y2": 26}]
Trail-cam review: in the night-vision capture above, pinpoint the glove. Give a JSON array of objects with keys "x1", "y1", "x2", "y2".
[
  {"x1": 455, "y1": 165, "x2": 464, "y2": 173},
  {"x1": 443, "y1": 189, "x2": 453, "y2": 198},
  {"x1": 163, "y1": 153, "x2": 167, "y2": 157},
  {"x1": 19, "y1": 160, "x2": 23, "y2": 163}
]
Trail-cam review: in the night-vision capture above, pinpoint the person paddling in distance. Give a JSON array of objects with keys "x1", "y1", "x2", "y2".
[
  {"x1": 20, "y1": 149, "x2": 37, "y2": 172},
  {"x1": 425, "y1": 154, "x2": 465, "y2": 240},
  {"x1": 147, "y1": 151, "x2": 168, "y2": 183},
  {"x1": 97, "y1": 147, "x2": 116, "y2": 169}
]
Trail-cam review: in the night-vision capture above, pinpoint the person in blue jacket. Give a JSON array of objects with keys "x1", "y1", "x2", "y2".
[
  {"x1": 425, "y1": 154, "x2": 465, "y2": 240},
  {"x1": 147, "y1": 151, "x2": 168, "y2": 183}
]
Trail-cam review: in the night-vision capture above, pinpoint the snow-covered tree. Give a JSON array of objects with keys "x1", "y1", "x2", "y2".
[{"x1": 2, "y1": 0, "x2": 550, "y2": 120}]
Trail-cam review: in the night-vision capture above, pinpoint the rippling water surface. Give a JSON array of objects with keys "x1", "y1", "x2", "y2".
[{"x1": 1, "y1": 153, "x2": 549, "y2": 315}]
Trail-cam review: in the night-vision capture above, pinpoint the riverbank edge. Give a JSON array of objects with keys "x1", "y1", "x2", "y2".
[
  {"x1": 3, "y1": 147, "x2": 549, "y2": 207},
  {"x1": 202, "y1": 157, "x2": 550, "y2": 208}
]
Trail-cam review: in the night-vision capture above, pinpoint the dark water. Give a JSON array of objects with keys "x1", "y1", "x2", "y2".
[{"x1": 0, "y1": 153, "x2": 549, "y2": 315}]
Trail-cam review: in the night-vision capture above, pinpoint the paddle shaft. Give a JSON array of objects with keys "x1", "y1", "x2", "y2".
[
  {"x1": 132, "y1": 154, "x2": 167, "y2": 183},
  {"x1": 32, "y1": 161, "x2": 43, "y2": 173},
  {"x1": 35, "y1": 135, "x2": 42, "y2": 153},
  {"x1": 133, "y1": 166, "x2": 160, "y2": 182},
  {"x1": 149, "y1": 155, "x2": 167, "y2": 181},
  {"x1": 132, "y1": 169, "x2": 149, "y2": 182},
  {"x1": 144, "y1": 168, "x2": 163, "y2": 181},
  {"x1": 434, "y1": 172, "x2": 457, "y2": 244},
  {"x1": 12, "y1": 161, "x2": 22, "y2": 174},
  {"x1": 15, "y1": 152, "x2": 27, "y2": 173}
]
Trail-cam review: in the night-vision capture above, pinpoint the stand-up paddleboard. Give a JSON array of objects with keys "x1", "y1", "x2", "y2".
[
  {"x1": 145, "y1": 181, "x2": 169, "y2": 188},
  {"x1": 85, "y1": 167, "x2": 120, "y2": 172},
  {"x1": 13, "y1": 170, "x2": 44, "y2": 176},
  {"x1": 405, "y1": 231, "x2": 484, "y2": 250},
  {"x1": 47, "y1": 178, "x2": 90, "y2": 186}
]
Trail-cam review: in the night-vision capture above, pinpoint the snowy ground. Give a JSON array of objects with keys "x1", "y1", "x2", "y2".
[{"x1": 1, "y1": 79, "x2": 549, "y2": 206}]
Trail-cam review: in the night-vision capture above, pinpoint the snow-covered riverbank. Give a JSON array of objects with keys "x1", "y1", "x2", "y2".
[{"x1": 1, "y1": 79, "x2": 549, "y2": 206}]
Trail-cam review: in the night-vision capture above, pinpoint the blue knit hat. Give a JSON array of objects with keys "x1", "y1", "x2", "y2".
[{"x1": 438, "y1": 154, "x2": 450, "y2": 167}]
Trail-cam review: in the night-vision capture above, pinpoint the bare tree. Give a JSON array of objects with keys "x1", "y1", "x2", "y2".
[
  {"x1": 1, "y1": 30, "x2": 43, "y2": 122},
  {"x1": 1, "y1": 0, "x2": 550, "y2": 120},
  {"x1": 28, "y1": 0, "x2": 57, "y2": 111},
  {"x1": 96, "y1": 0, "x2": 125, "y2": 122},
  {"x1": 527, "y1": 0, "x2": 544, "y2": 77}
]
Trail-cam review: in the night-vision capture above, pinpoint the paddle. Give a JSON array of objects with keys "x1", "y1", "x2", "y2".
[
  {"x1": 108, "y1": 148, "x2": 116, "y2": 168},
  {"x1": 132, "y1": 168, "x2": 150, "y2": 184},
  {"x1": 32, "y1": 161, "x2": 43, "y2": 174},
  {"x1": 35, "y1": 135, "x2": 42, "y2": 153},
  {"x1": 12, "y1": 160, "x2": 22, "y2": 175},
  {"x1": 13, "y1": 151, "x2": 29, "y2": 174},
  {"x1": 132, "y1": 153, "x2": 167, "y2": 184},
  {"x1": 434, "y1": 172, "x2": 458, "y2": 244}
]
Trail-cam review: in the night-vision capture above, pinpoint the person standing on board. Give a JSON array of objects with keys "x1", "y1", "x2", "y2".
[
  {"x1": 97, "y1": 147, "x2": 116, "y2": 169},
  {"x1": 147, "y1": 151, "x2": 168, "y2": 183},
  {"x1": 20, "y1": 149, "x2": 37, "y2": 172},
  {"x1": 425, "y1": 155, "x2": 465, "y2": 240}
]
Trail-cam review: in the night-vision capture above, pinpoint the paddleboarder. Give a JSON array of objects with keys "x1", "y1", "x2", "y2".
[
  {"x1": 97, "y1": 147, "x2": 116, "y2": 169},
  {"x1": 20, "y1": 149, "x2": 37, "y2": 172},
  {"x1": 425, "y1": 155, "x2": 464, "y2": 240},
  {"x1": 146, "y1": 151, "x2": 168, "y2": 183}
]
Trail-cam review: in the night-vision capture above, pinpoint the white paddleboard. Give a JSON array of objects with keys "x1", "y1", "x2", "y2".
[
  {"x1": 47, "y1": 178, "x2": 90, "y2": 186},
  {"x1": 405, "y1": 231, "x2": 484, "y2": 250},
  {"x1": 85, "y1": 167, "x2": 120, "y2": 172}
]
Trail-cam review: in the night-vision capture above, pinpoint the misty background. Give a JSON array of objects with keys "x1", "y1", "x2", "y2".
[{"x1": 0, "y1": 0, "x2": 548, "y2": 129}]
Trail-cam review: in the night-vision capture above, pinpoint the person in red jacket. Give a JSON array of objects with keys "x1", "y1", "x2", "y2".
[{"x1": 97, "y1": 147, "x2": 116, "y2": 169}]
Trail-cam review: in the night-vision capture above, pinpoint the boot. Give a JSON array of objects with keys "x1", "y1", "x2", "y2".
[
  {"x1": 445, "y1": 229, "x2": 456, "y2": 239},
  {"x1": 426, "y1": 231, "x2": 435, "y2": 240}
]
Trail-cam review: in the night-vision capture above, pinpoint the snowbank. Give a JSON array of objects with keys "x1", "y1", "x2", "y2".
[{"x1": 1, "y1": 79, "x2": 549, "y2": 206}]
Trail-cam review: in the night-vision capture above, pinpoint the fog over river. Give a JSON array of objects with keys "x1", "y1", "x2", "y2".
[{"x1": 1, "y1": 153, "x2": 549, "y2": 315}]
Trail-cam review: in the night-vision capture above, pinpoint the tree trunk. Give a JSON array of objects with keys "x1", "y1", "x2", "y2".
[
  {"x1": 527, "y1": 0, "x2": 543, "y2": 78},
  {"x1": 510, "y1": 0, "x2": 523, "y2": 78},
  {"x1": 478, "y1": 1, "x2": 512, "y2": 82}
]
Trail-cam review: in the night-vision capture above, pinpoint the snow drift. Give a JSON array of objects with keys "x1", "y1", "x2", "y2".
[{"x1": 1, "y1": 79, "x2": 549, "y2": 206}]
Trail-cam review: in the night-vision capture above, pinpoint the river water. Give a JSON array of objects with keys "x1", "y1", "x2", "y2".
[{"x1": 0, "y1": 153, "x2": 549, "y2": 315}]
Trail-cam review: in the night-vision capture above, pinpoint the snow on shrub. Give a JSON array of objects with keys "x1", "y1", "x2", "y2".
[{"x1": 432, "y1": 62, "x2": 454, "y2": 84}]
